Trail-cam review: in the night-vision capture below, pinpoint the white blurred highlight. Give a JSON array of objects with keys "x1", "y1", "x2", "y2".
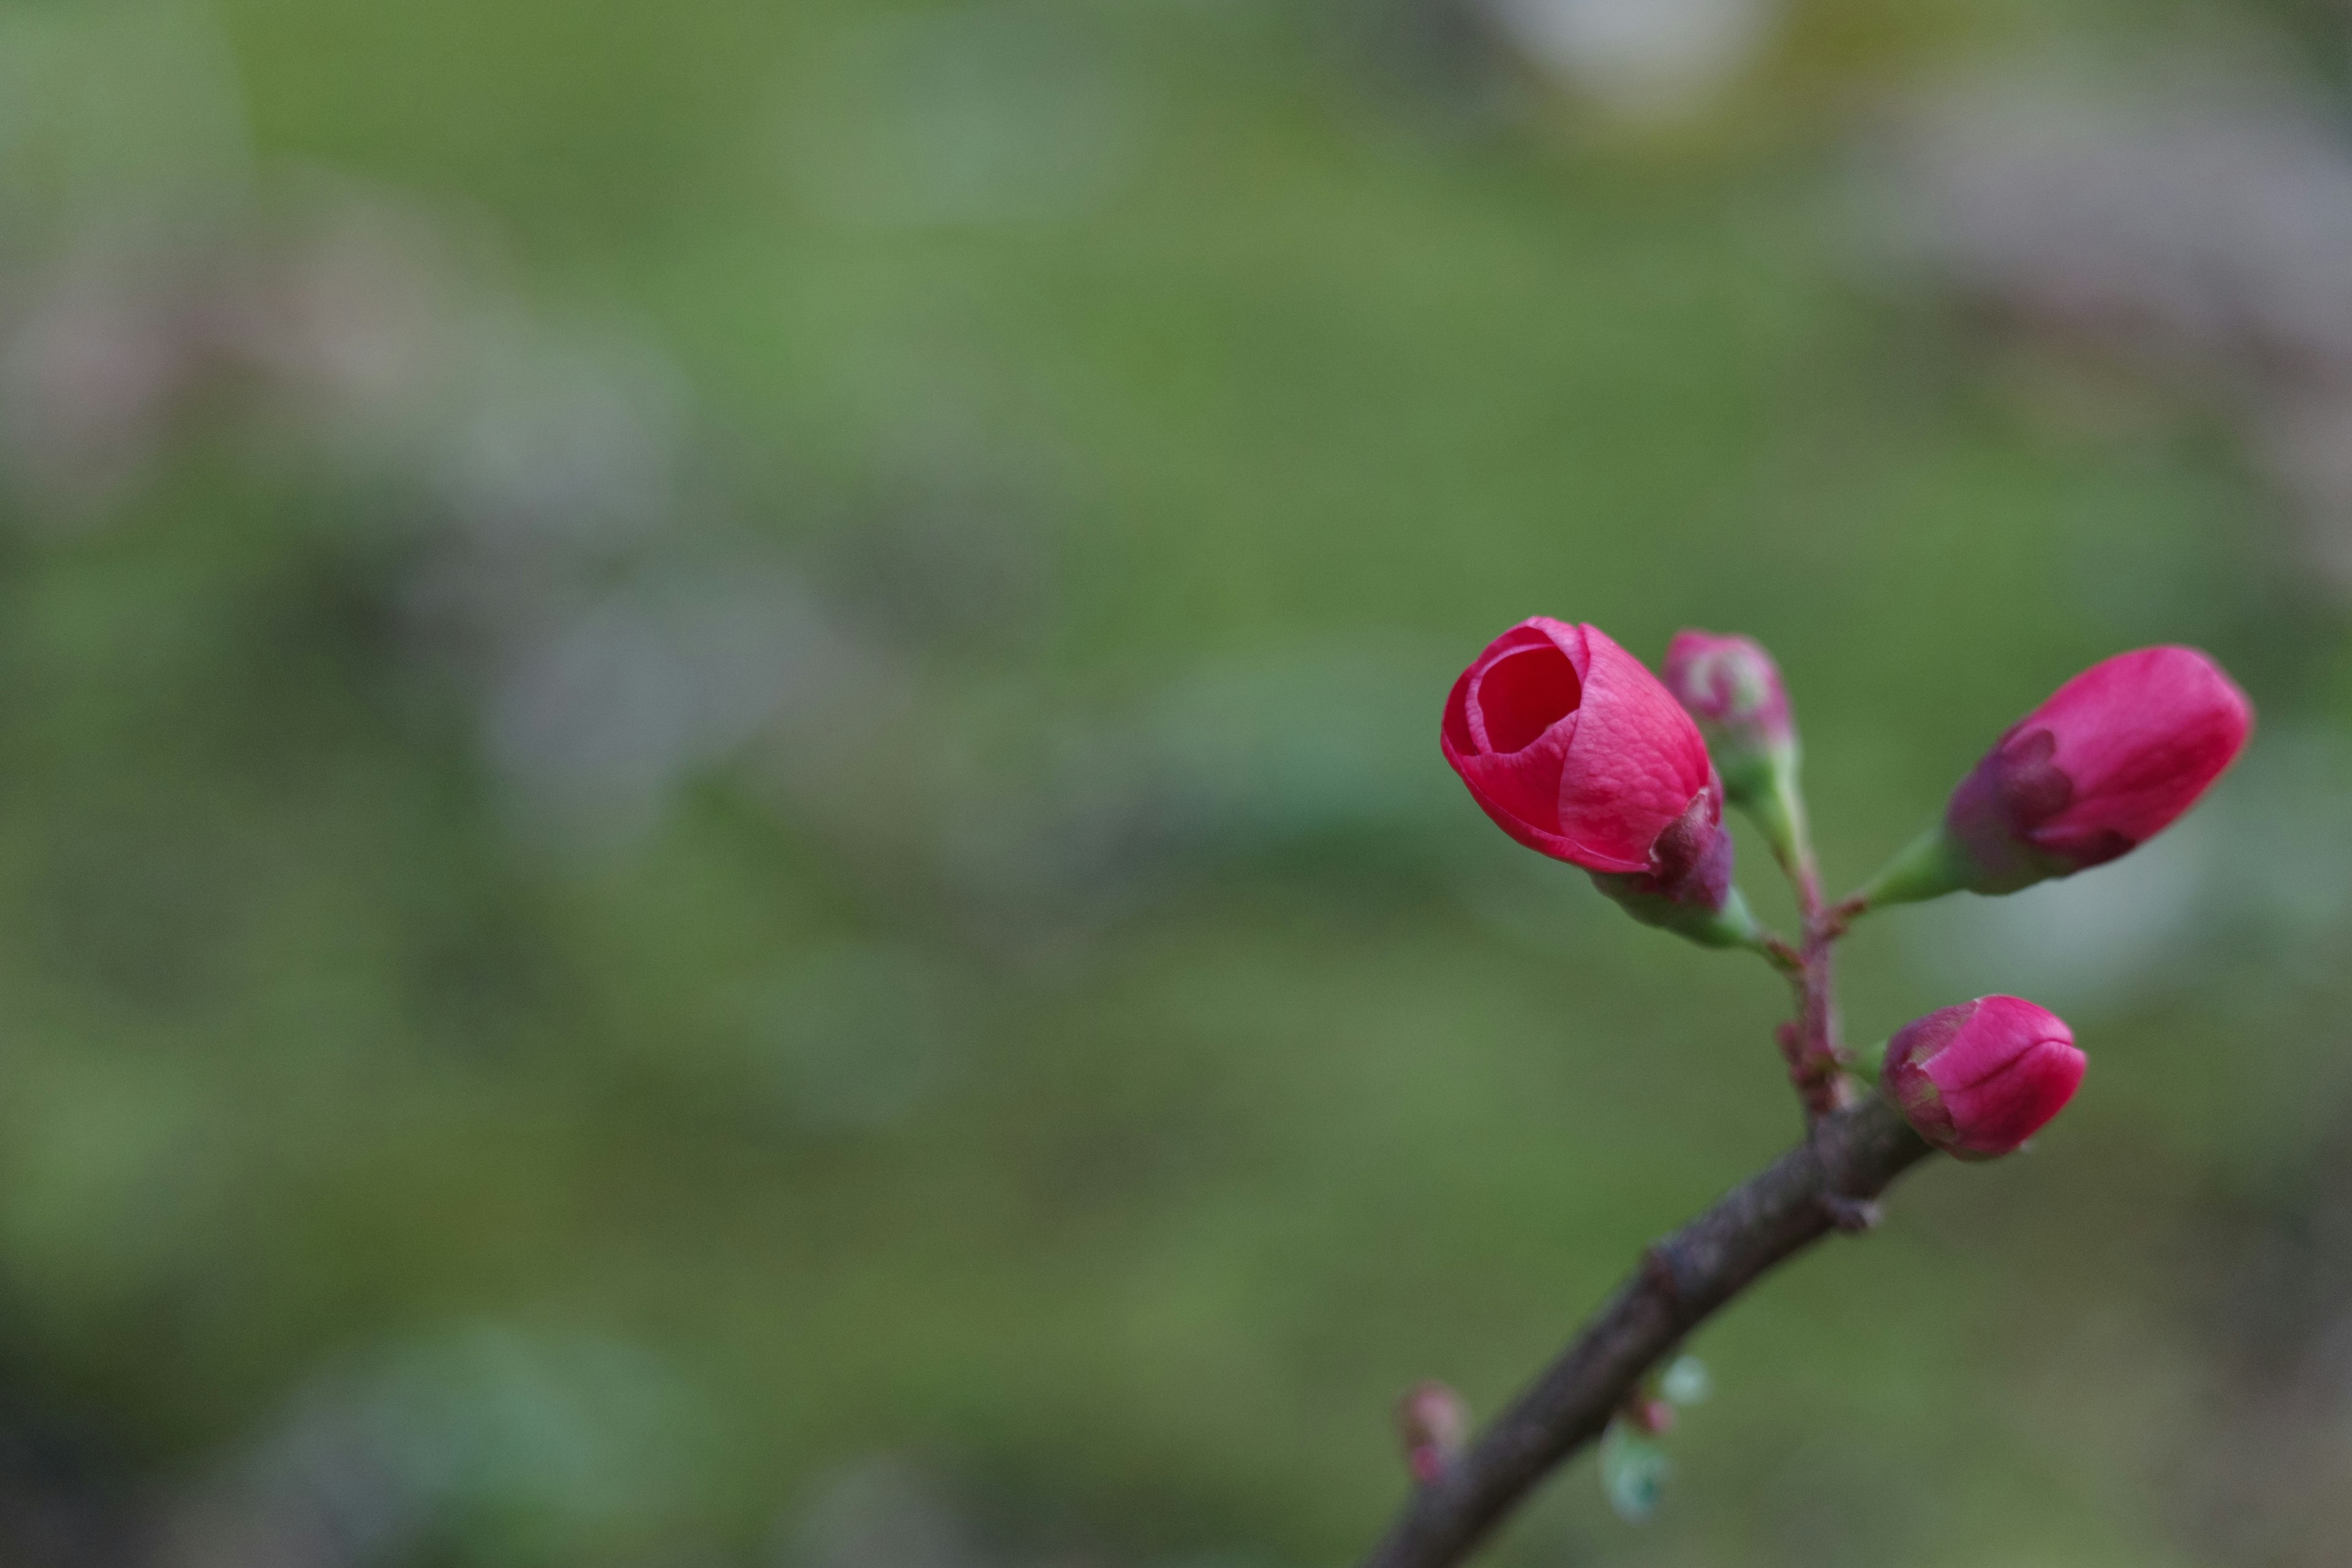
[{"x1": 1479, "y1": 0, "x2": 1774, "y2": 120}]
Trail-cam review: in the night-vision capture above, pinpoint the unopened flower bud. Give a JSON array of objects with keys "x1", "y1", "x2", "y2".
[
  {"x1": 1882, "y1": 995, "x2": 2084, "y2": 1160},
  {"x1": 1396, "y1": 1381, "x2": 1468, "y2": 1485},
  {"x1": 1663, "y1": 630, "x2": 1795, "y2": 805},
  {"x1": 1664, "y1": 628, "x2": 1808, "y2": 872},
  {"x1": 1442, "y1": 619, "x2": 1757, "y2": 946},
  {"x1": 1861, "y1": 646, "x2": 2253, "y2": 907}
]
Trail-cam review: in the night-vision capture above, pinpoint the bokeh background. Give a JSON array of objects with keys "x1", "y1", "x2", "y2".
[{"x1": 0, "y1": 0, "x2": 2349, "y2": 1564}]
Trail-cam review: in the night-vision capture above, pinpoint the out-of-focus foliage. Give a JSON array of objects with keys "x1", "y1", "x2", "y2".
[{"x1": 0, "y1": 1, "x2": 2346, "y2": 1565}]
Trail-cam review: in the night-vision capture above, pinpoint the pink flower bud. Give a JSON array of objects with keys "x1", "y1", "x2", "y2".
[
  {"x1": 1882, "y1": 995, "x2": 2084, "y2": 1160},
  {"x1": 1396, "y1": 1381, "x2": 1468, "y2": 1485},
  {"x1": 1663, "y1": 630, "x2": 1795, "y2": 795},
  {"x1": 1442, "y1": 619, "x2": 1718, "y2": 874},
  {"x1": 1945, "y1": 646, "x2": 2252, "y2": 892},
  {"x1": 1442, "y1": 619, "x2": 1752, "y2": 943}
]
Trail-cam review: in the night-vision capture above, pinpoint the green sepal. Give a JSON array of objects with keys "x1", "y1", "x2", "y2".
[
  {"x1": 1728, "y1": 747, "x2": 1807, "y2": 878},
  {"x1": 1848, "y1": 1039, "x2": 1887, "y2": 1089},
  {"x1": 1851, "y1": 826, "x2": 1975, "y2": 911},
  {"x1": 1600, "y1": 1420, "x2": 1671, "y2": 1521},
  {"x1": 1589, "y1": 875, "x2": 1762, "y2": 950}
]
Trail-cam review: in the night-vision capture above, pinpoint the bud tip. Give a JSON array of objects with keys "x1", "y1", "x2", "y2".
[{"x1": 1396, "y1": 1380, "x2": 1468, "y2": 1485}]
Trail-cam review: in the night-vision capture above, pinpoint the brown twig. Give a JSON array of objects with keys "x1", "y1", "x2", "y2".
[
  {"x1": 1365, "y1": 747, "x2": 1929, "y2": 1565},
  {"x1": 1359, "y1": 1094, "x2": 1932, "y2": 1568}
]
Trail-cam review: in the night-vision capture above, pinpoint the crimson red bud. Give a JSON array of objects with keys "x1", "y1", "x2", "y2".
[
  {"x1": 1442, "y1": 620, "x2": 1754, "y2": 944},
  {"x1": 1882, "y1": 995, "x2": 2084, "y2": 1160},
  {"x1": 1442, "y1": 619, "x2": 1716, "y2": 872}
]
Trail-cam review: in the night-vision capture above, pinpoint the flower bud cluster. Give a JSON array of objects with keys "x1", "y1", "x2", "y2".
[{"x1": 1439, "y1": 617, "x2": 2251, "y2": 1159}]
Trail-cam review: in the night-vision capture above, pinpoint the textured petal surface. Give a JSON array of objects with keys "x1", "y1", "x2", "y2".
[
  {"x1": 1449, "y1": 738, "x2": 1575, "y2": 854},
  {"x1": 2024, "y1": 646, "x2": 2253, "y2": 854},
  {"x1": 1936, "y1": 1037, "x2": 2086, "y2": 1158},
  {"x1": 1889, "y1": 994, "x2": 2084, "y2": 1159},
  {"x1": 1556, "y1": 628, "x2": 1714, "y2": 869},
  {"x1": 1439, "y1": 619, "x2": 1711, "y2": 873}
]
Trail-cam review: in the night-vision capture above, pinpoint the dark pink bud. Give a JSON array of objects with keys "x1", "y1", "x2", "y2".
[
  {"x1": 1945, "y1": 646, "x2": 2252, "y2": 892},
  {"x1": 1882, "y1": 995, "x2": 2085, "y2": 1161},
  {"x1": 1663, "y1": 630, "x2": 1795, "y2": 789},
  {"x1": 1441, "y1": 619, "x2": 1718, "y2": 875}
]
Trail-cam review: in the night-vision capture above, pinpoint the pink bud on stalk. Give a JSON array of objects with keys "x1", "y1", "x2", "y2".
[
  {"x1": 1396, "y1": 1381, "x2": 1468, "y2": 1485},
  {"x1": 1860, "y1": 646, "x2": 2253, "y2": 908},
  {"x1": 1663, "y1": 630, "x2": 1794, "y2": 799},
  {"x1": 1664, "y1": 629, "x2": 1805, "y2": 867},
  {"x1": 1882, "y1": 995, "x2": 2084, "y2": 1160},
  {"x1": 1441, "y1": 619, "x2": 1757, "y2": 948}
]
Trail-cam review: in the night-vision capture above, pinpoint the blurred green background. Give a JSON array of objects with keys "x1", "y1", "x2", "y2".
[{"x1": 0, "y1": 0, "x2": 2348, "y2": 1564}]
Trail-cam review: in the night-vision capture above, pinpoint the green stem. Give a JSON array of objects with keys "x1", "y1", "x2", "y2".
[
  {"x1": 1844, "y1": 1041, "x2": 1886, "y2": 1089},
  {"x1": 1844, "y1": 826, "x2": 1973, "y2": 920},
  {"x1": 1743, "y1": 752, "x2": 1812, "y2": 889}
]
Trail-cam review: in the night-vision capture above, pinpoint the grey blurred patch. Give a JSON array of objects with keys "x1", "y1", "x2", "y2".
[
  {"x1": 2200, "y1": 723, "x2": 2352, "y2": 951},
  {"x1": 1861, "y1": 61, "x2": 2352, "y2": 595},
  {"x1": 0, "y1": 188, "x2": 462, "y2": 522},
  {"x1": 480, "y1": 555, "x2": 900, "y2": 842},
  {"x1": 1898, "y1": 812, "x2": 2215, "y2": 1017},
  {"x1": 785, "y1": 4, "x2": 1151, "y2": 230},
  {"x1": 428, "y1": 322, "x2": 693, "y2": 560},
  {"x1": 1864, "y1": 60, "x2": 2352, "y2": 362}
]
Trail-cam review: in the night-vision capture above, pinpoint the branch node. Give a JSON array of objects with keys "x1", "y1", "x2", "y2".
[
  {"x1": 1820, "y1": 1193, "x2": 1881, "y2": 1234},
  {"x1": 1640, "y1": 1241, "x2": 1691, "y2": 1321}
]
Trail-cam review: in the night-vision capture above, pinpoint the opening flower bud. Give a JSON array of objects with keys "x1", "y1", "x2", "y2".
[
  {"x1": 1861, "y1": 645, "x2": 2253, "y2": 907},
  {"x1": 1441, "y1": 619, "x2": 1755, "y2": 946},
  {"x1": 1882, "y1": 995, "x2": 2084, "y2": 1160}
]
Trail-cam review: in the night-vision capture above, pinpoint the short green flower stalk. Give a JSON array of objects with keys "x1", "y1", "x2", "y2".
[{"x1": 1664, "y1": 631, "x2": 1809, "y2": 880}]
